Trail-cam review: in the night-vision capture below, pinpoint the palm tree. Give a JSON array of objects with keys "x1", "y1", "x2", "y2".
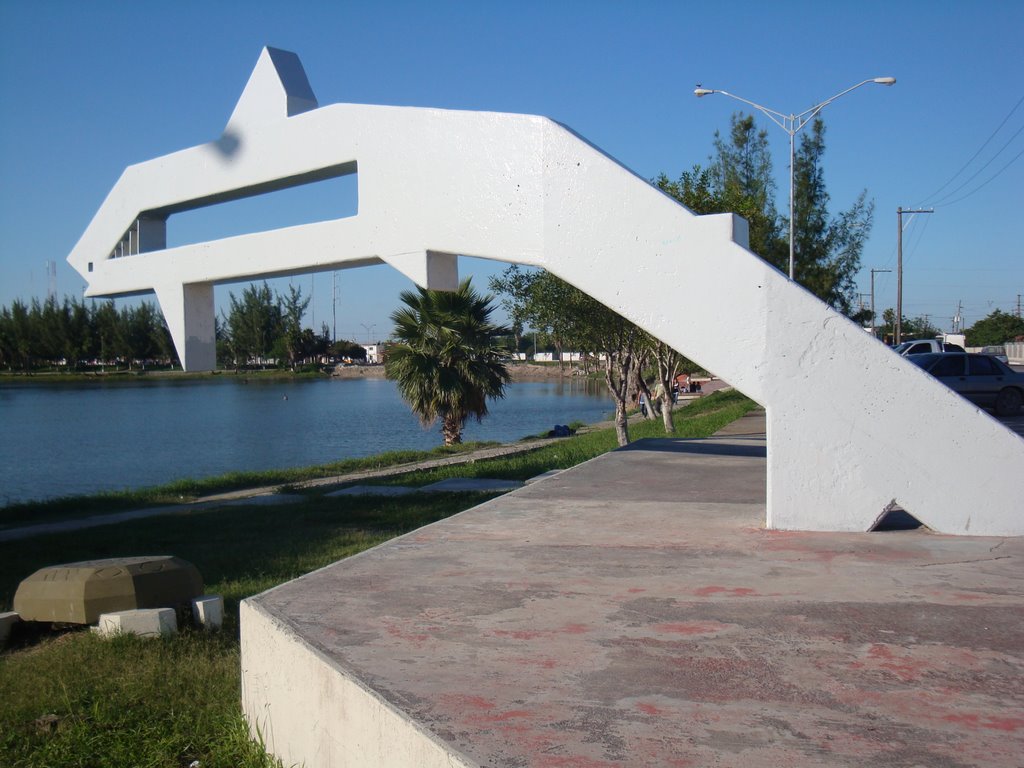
[{"x1": 385, "y1": 279, "x2": 511, "y2": 445}]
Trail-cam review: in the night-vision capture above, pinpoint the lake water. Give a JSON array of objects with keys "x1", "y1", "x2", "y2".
[{"x1": 0, "y1": 376, "x2": 611, "y2": 505}]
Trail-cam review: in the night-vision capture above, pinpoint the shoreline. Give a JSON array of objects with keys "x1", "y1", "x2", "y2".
[
  {"x1": 331, "y1": 362, "x2": 592, "y2": 381},
  {"x1": 0, "y1": 362, "x2": 590, "y2": 384},
  {"x1": 0, "y1": 388, "x2": 746, "y2": 540}
]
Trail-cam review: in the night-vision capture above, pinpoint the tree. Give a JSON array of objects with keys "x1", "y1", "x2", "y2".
[
  {"x1": 490, "y1": 265, "x2": 652, "y2": 446},
  {"x1": 966, "y1": 310, "x2": 1024, "y2": 347},
  {"x1": 385, "y1": 279, "x2": 511, "y2": 446},
  {"x1": 277, "y1": 284, "x2": 311, "y2": 369},
  {"x1": 877, "y1": 309, "x2": 942, "y2": 344},
  {"x1": 330, "y1": 338, "x2": 367, "y2": 362},
  {"x1": 790, "y1": 119, "x2": 874, "y2": 314},
  {"x1": 119, "y1": 302, "x2": 160, "y2": 368},
  {"x1": 224, "y1": 283, "x2": 281, "y2": 367},
  {"x1": 708, "y1": 114, "x2": 786, "y2": 265},
  {"x1": 660, "y1": 113, "x2": 874, "y2": 317},
  {"x1": 92, "y1": 300, "x2": 119, "y2": 367}
]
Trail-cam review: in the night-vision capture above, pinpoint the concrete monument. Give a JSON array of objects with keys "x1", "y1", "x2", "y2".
[
  {"x1": 66, "y1": 48, "x2": 1023, "y2": 536},
  {"x1": 14, "y1": 556, "x2": 203, "y2": 624}
]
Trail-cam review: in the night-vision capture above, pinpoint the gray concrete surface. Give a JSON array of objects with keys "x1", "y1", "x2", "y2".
[{"x1": 247, "y1": 408, "x2": 1023, "y2": 767}]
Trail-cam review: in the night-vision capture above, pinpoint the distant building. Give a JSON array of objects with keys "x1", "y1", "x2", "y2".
[{"x1": 362, "y1": 343, "x2": 384, "y2": 364}]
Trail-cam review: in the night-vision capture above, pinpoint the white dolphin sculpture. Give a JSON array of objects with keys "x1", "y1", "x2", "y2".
[{"x1": 67, "y1": 47, "x2": 1023, "y2": 535}]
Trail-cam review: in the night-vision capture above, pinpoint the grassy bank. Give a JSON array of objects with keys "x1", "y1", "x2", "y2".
[
  {"x1": 1, "y1": 390, "x2": 756, "y2": 768},
  {"x1": 0, "y1": 441, "x2": 501, "y2": 528}
]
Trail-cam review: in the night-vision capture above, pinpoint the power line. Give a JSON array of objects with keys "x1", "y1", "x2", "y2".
[
  {"x1": 934, "y1": 144, "x2": 1024, "y2": 208},
  {"x1": 918, "y1": 93, "x2": 1024, "y2": 206}
]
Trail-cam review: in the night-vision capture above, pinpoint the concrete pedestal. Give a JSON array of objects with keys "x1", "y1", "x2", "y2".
[{"x1": 241, "y1": 413, "x2": 1024, "y2": 767}]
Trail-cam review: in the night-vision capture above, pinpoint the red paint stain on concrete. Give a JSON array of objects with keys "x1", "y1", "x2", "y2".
[
  {"x1": 849, "y1": 643, "x2": 930, "y2": 682},
  {"x1": 654, "y1": 621, "x2": 729, "y2": 636},
  {"x1": 943, "y1": 713, "x2": 1024, "y2": 732},
  {"x1": 537, "y1": 757, "x2": 620, "y2": 768},
  {"x1": 636, "y1": 702, "x2": 666, "y2": 715},
  {"x1": 471, "y1": 709, "x2": 533, "y2": 724},
  {"x1": 511, "y1": 655, "x2": 559, "y2": 669},
  {"x1": 627, "y1": 588, "x2": 646, "y2": 593},
  {"x1": 493, "y1": 629, "x2": 546, "y2": 640},
  {"x1": 950, "y1": 592, "x2": 987, "y2": 601},
  {"x1": 459, "y1": 695, "x2": 497, "y2": 710},
  {"x1": 382, "y1": 622, "x2": 430, "y2": 644},
  {"x1": 694, "y1": 585, "x2": 757, "y2": 597},
  {"x1": 561, "y1": 623, "x2": 590, "y2": 634}
]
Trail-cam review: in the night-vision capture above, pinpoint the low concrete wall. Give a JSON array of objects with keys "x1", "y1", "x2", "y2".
[
  {"x1": 1005, "y1": 342, "x2": 1024, "y2": 364},
  {"x1": 241, "y1": 599, "x2": 475, "y2": 768}
]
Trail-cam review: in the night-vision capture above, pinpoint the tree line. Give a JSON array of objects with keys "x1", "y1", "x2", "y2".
[
  {"x1": 0, "y1": 296, "x2": 175, "y2": 371},
  {"x1": 0, "y1": 283, "x2": 367, "y2": 372},
  {"x1": 217, "y1": 282, "x2": 365, "y2": 369}
]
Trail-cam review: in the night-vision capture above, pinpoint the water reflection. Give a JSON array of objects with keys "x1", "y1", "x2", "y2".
[{"x1": 0, "y1": 377, "x2": 610, "y2": 504}]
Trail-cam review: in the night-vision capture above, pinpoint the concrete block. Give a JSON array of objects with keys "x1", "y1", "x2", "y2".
[
  {"x1": 0, "y1": 611, "x2": 20, "y2": 646},
  {"x1": 14, "y1": 555, "x2": 203, "y2": 624},
  {"x1": 97, "y1": 608, "x2": 177, "y2": 638},
  {"x1": 192, "y1": 594, "x2": 224, "y2": 630}
]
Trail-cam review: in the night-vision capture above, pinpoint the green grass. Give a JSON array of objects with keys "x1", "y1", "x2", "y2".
[
  {"x1": 370, "y1": 388, "x2": 755, "y2": 486},
  {"x1": 0, "y1": 441, "x2": 501, "y2": 529},
  {"x1": 0, "y1": 389, "x2": 756, "y2": 767},
  {"x1": 0, "y1": 493, "x2": 493, "y2": 768}
]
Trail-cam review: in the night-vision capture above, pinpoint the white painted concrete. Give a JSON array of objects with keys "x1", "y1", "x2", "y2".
[
  {"x1": 240, "y1": 600, "x2": 476, "y2": 768},
  {"x1": 191, "y1": 595, "x2": 224, "y2": 630},
  {"x1": 65, "y1": 47, "x2": 1023, "y2": 537},
  {"x1": 96, "y1": 608, "x2": 177, "y2": 638}
]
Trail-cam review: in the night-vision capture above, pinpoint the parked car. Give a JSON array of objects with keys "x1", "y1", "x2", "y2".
[
  {"x1": 980, "y1": 345, "x2": 1009, "y2": 364},
  {"x1": 893, "y1": 339, "x2": 965, "y2": 356},
  {"x1": 909, "y1": 353, "x2": 1024, "y2": 415}
]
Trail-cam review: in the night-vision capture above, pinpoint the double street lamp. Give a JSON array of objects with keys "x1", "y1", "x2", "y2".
[{"x1": 695, "y1": 77, "x2": 896, "y2": 281}]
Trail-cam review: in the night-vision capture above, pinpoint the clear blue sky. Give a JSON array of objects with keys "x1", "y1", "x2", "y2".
[{"x1": 1, "y1": 0, "x2": 1021, "y2": 342}]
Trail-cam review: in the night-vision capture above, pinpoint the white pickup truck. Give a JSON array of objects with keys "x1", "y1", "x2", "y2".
[{"x1": 894, "y1": 337, "x2": 966, "y2": 356}]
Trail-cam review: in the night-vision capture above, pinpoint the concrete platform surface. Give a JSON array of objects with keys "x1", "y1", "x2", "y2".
[{"x1": 242, "y1": 411, "x2": 1024, "y2": 767}]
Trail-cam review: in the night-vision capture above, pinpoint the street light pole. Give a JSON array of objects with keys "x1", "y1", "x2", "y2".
[
  {"x1": 895, "y1": 206, "x2": 933, "y2": 345},
  {"x1": 695, "y1": 77, "x2": 896, "y2": 281},
  {"x1": 870, "y1": 268, "x2": 891, "y2": 339}
]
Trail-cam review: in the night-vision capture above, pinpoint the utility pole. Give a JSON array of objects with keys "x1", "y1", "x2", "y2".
[
  {"x1": 870, "y1": 268, "x2": 891, "y2": 339},
  {"x1": 896, "y1": 206, "x2": 933, "y2": 344},
  {"x1": 1017, "y1": 293, "x2": 1022, "y2": 318}
]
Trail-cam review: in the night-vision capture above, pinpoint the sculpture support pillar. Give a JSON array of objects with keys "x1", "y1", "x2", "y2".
[{"x1": 154, "y1": 282, "x2": 216, "y2": 372}]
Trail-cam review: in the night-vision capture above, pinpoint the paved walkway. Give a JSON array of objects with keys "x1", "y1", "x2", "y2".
[{"x1": 244, "y1": 408, "x2": 1024, "y2": 768}]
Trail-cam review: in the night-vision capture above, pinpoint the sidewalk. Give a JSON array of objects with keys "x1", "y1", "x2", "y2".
[{"x1": 242, "y1": 408, "x2": 1024, "y2": 768}]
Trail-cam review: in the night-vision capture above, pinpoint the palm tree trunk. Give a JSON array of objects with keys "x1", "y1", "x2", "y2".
[{"x1": 441, "y1": 414, "x2": 463, "y2": 445}]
